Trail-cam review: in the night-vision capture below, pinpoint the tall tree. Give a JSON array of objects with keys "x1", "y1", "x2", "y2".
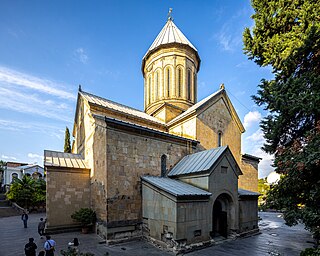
[
  {"x1": 64, "y1": 126, "x2": 71, "y2": 153},
  {"x1": 243, "y1": 0, "x2": 320, "y2": 246}
]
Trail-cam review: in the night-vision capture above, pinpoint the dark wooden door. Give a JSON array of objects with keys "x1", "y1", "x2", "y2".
[{"x1": 219, "y1": 211, "x2": 228, "y2": 238}]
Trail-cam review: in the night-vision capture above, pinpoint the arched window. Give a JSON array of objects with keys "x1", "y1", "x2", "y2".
[
  {"x1": 218, "y1": 131, "x2": 222, "y2": 147},
  {"x1": 161, "y1": 154, "x2": 167, "y2": 177},
  {"x1": 187, "y1": 70, "x2": 191, "y2": 100},
  {"x1": 193, "y1": 73, "x2": 197, "y2": 102},
  {"x1": 166, "y1": 68, "x2": 170, "y2": 97},
  {"x1": 11, "y1": 173, "x2": 18, "y2": 182},
  {"x1": 155, "y1": 71, "x2": 159, "y2": 100},
  {"x1": 178, "y1": 68, "x2": 182, "y2": 98},
  {"x1": 148, "y1": 76, "x2": 152, "y2": 104}
]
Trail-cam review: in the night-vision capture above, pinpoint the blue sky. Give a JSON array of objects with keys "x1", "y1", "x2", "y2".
[{"x1": 0, "y1": 0, "x2": 274, "y2": 178}]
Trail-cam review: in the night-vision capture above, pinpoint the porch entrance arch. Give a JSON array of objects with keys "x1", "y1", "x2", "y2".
[{"x1": 212, "y1": 193, "x2": 234, "y2": 238}]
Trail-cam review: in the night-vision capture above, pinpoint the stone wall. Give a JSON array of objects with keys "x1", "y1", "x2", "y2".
[
  {"x1": 238, "y1": 197, "x2": 259, "y2": 233},
  {"x1": 142, "y1": 181, "x2": 211, "y2": 245},
  {"x1": 239, "y1": 157, "x2": 259, "y2": 192},
  {"x1": 92, "y1": 119, "x2": 196, "y2": 239},
  {"x1": 46, "y1": 167, "x2": 90, "y2": 229},
  {"x1": 197, "y1": 97, "x2": 242, "y2": 162},
  {"x1": 106, "y1": 127, "x2": 193, "y2": 225},
  {"x1": 142, "y1": 183, "x2": 177, "y2": 241}
]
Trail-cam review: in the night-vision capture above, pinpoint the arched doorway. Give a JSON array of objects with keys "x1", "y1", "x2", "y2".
[{"x1": 212, "y1": 193, "x2": 234, "y2": 238}]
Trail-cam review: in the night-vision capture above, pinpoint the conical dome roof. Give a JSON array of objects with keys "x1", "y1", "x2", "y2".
[
  {"x1": 145, "y1": 19, "x2": 197, "y2": 56},
  {"x1": 142, "y1": 18, "x2": 200, "y2": 71}
]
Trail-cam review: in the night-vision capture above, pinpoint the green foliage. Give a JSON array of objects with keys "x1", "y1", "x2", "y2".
[
  {"x1": 60, "y1": 247, "x2": 95, "y2": 256},
  {"x1": 0, "y1": 160, "x2": 6, "y2": 171},
  {"x1": 64, "y1": 126, "x2": 71, "y2": 153},
  {"x1": 243, "y1": 0, "x2": 320, "y2": 246},
  {"x1": 258, "y1": 178, "x2": 270, "y2": 207},
  {"x1": 71, "y1": 208, "x2": 96, "y2": 227},
  {"x1": 300, "y1": 248, "x2": 320, "y2": 256},
  {"x1": 6, "y1": 176, "x2": 46, "y2": 208}
]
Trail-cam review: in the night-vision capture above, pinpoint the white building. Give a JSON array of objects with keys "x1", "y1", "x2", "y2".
[{"x1": 2, "y1": 162, "x2": 45, "y2": 190}]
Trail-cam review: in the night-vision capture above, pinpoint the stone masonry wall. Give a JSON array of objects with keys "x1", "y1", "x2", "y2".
[
  {"x1": 46, "y1": 167, "x2": 90, "y2": 229},
  {"x1": 239, "y1": 158, "x2": 259, "y2": 192},
  {"x1": 105, "y1": 127, "x2": 193, "y2": 227}
]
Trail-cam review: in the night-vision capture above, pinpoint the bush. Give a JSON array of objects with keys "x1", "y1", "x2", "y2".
[{"x1": 71, "y1": 208, "x2": 96, "y2": 227}]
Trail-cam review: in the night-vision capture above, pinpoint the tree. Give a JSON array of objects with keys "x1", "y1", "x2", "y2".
[
  {"x1": 258, "y1": 178, "x2": 270, "y2": 207},
  {"x1": 6, "y1": 176, "x2": 46, "y2": 208},
  {"x1": 64, "y1": 126, "x2": 71, "y2": 153},
  {"x1": 6, "y1": 175, "x2": 35, "y2": 208},
  {"x1": 0, "y1": 160, "x2": 6, "y2": 188},
  {"x1": 243, "y1": 0, "x2": 320, "y2": 246}
]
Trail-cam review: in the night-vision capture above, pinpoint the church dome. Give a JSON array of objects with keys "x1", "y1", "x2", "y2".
[
  {"x1": 142, "y1": 15, "x2": 201, "y2": 123},
  {"x1": 142, "y1": 18, "x2": 200, "y2": 68}
]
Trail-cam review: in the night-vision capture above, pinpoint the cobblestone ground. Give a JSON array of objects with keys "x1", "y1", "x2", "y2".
[{"x1": 0, "y1": 212, "x2": 315, "y2": 256}]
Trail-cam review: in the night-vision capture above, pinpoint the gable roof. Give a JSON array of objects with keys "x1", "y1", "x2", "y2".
[
  {"x1": 167, "y1": 87, "x2": 245, "y2": 133},
  {"x1": 16, "y1": 164, "x2": 44, "y2": 171},
  {"x1": 168, "y1": 146, "x2": 229, "y2": 177},
  {"x1": 44, "y1": 150, "x2": 89, "y2": 169},
  {"x1": 238, "y1": 188, "x2": 260, "y2": 197},
  {"x1": 142, "y1": 176, "x2": 211, "y2": 198},
  {"x1": 79, "y1": 90, "x2": 166, "y2": 126}
]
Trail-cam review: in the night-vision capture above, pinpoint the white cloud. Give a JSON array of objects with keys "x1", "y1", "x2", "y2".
[
  {"x1": 1, "y1": 154, "x2": 17, "y2": 161},
  {"x1": 255, "y1": 149, "x2": 274, "y2": 178},
  {"x1": 246, "y1": 129, "x2": 264, "y2": 142},
  {"x1": 75, "y1": 48, "x2": 88, "y2": 64},
  {"x1": 0, "y1": 87, "x2": 73, "y2": 122},
  {"x1": 28, "y1": 153, "x2": 44, "y2": 159},
  {"x1": 243, "y1": 111, "x2": 261, "y2": 129},
  {"x1": 0, "y1": 119, "x2": 66, "y2": 139},
  {"x1": 0, "y1": 66, "x2": 75, "y2": 100},
  {"x1": 27, "y1": 153, "x2": 44, "y2": 165}
]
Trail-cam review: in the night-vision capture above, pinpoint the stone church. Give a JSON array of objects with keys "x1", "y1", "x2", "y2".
[{"x1": 44, "y1": 16, "x2": 260, "y2": 249}]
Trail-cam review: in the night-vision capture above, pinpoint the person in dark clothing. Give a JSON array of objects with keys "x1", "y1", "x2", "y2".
[
  {"x1": 38, "y1": 218, "x2": 46, "y2": 238},
  {"x1": 21, "y1": 211, "x2": 29, "y2": 228},
  {"x1": 24, "y1": 237, "x2": 37, "y2": 256}
]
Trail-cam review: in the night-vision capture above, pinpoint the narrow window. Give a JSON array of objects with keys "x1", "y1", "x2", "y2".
[
  {"x1": 178, "y1": 68, "x2": 182, "y2": 97},
  {"x1": 155, "y1": 72, "x2": 159, "y2": 100},
  {"x1": 167, "y1": 69, "x2": 170, "y2": 97},
  {"x1": 161, "y1": 154, "x2": 167, "y2": 177},
  {"x1": 148, "y1": 76, "x2": 152, "y2": 104},
  {"x1": 218, "y1": 132, "x2": 222, "y2": 147},
  {"x1": 193, "y1": 73, "x2": 197, "y2": 101},
  {"x1": 221, "y1": 166, "x2": 228, "y2": 174},
  {"x1": 187, "y1": 70, "x2": 191, "y2": 100}
]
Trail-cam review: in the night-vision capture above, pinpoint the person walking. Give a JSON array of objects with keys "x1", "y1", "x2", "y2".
[
  {"x1": 44, "y1": 235, "x2": 56, "y2": 256},
  {"x1": 38, "y1": 218, "x2": 46, "y2": 238},
  {"x1": 21, "y1": 211, "x2": 28, "y2": 228},
  {"x1": 24, "y1": 237, "x2": 37, "y2": 256}
]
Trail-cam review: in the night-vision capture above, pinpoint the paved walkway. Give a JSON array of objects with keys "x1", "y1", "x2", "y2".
[{"x1": 0, "y1": 212, "x2": 315, "y2": 256}]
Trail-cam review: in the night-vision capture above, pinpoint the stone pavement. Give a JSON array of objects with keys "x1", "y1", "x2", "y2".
[{"x1": 0, "y1": 212, "x2": 315, "y2": 256}]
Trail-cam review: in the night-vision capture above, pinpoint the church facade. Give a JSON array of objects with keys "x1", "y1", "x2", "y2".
[{"x1": 44, "y1": 16, "x2": 260, "y2": 250}]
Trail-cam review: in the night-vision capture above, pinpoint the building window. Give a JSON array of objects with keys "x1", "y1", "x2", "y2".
[
  {"x1": 178, "y1": 68, "x2": 182, "y2": 97},
  {"x1": 221, "y1": 166, "x2": 228, "y2": 174},
  {"x1": 11, "y1": 173, "x2": 18, "y2": 182},
  {"x1": 161, "y1": 154, "x2": 167, "y2": 177},
  {"x1": 187, "y1": 70, "x2": 191, "y2": 100},
  {"x1": 193, "y1": 73, "x2": 197, "y2": 101},
  {"x1": 148, "y1": 76, "x2": 152, "y2": 104},
  {"x1": 218, "y1": 131, "x2": 222, "y2": 147},
  {"x1": 167, "y1": 68, "x2": 170, "y2": 97},
  {"x1": 155, "y1": 71, "x2": 159, "y2": 100}
]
